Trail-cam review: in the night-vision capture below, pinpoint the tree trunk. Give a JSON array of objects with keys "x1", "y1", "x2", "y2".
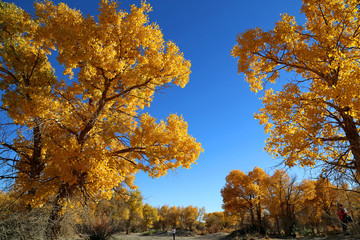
[
  {"x1": 285, "y1": 203, "x2": 292, "y2": 236},
  {"x1": 31, "y1": 120, "x2": 43, "y2": 178},
  {"x1": 249, "y1": 205, "x2": 255, "y2": 226},
  {"x1": 126, "y1": 218, "x2": 131, "y2": 234},
  {"x1": 275, "y1": 215, "x2": 280, "y2": 235},
  {"x1": 256, "y1": 200, "x2": 262, "y2": 231},
  {"x1": 45, "y1": 184, "x2": 67, "y2": 240},
  {"x1": 340, "y1": 111, "x2": 360, "y2": 172},
  {"x1": 26, "y1": 120, "x2": 44, "y2": 211}
]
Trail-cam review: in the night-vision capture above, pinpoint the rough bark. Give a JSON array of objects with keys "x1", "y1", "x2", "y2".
[{"x1": 45, "y1": 184, "x2": 67, "y2": 240}]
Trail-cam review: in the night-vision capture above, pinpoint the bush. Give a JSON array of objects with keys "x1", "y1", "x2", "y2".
[
  {"x1": 78, "y1": 215, "x2": 121, "y2": 240},
  {"x1": 0, "y1": 208, "x2": 48, "y2": 240}
]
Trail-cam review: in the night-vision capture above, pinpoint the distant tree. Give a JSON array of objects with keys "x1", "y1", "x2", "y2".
[
  {"x1": 197, "y1": 207, "x2": 206, "y2": 223},
  {"x1": 232, "y1": 0, "x2": 360, "y2": 178},
  {"x1": 123, "y1": 190, "x2": 143, "y2": 234},
  {"x1": 221, "y1": 167, "x2": 269, "y2": 232},
  {"x1": 167, "y1": 206, "x2": 181, "y2": 228},
  {"x1": 299, "y1": 178, "x2": 340, "y2": 235},
  {"x1": 268, "y1": 169, "x2": 315, "y2": 235},
  {"x1": 156, "y1": 205, "x2": 169, "y2": 231},
  {"x1": 313, "y1": 178, "x2": 340, "y2": 220},
  {"x1": 182, "y1": 205, "x2": 199, "y2": 231},
  {"x1": 0, "y1": 1, "x2": 202, "y2": 238},
  {"x1": 142, "y1": 203, "x2": 159, "y2": 231},
  {"x1": 204, "y1": 212, "x2": 226, "y2": 233}
]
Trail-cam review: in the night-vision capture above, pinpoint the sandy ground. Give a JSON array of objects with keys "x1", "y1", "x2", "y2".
[
  {"x1": 107, "y1": 232, "x2": 358, "y2": 240},
  {"x1": 110, "y1": 232, "x2": 229, "y2": 240},
  {"x1": 59, "y1": 231, "x2": 359, "y2": 240}
]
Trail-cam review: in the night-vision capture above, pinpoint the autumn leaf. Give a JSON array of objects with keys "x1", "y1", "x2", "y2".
[{"x1": 232, "y1": 0, "x2": 360, "y2": 176}]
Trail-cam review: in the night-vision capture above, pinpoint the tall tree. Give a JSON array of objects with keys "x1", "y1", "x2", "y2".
[
  {"x1": 232, "y1": 0, "x2": 360, "y2": 177},
  {"x1": 0, "y1": 0, "x2": 202, "y2": 238}
]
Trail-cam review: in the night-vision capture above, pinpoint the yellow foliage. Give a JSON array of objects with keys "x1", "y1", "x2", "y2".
[
  {"x1": 0, "y1": 0, "x2": 202, "y2": 207},
  {"x1": 142, "y1": 203, "x2": 159, "y2": 230},
  {"x1": 232, "y1": 0, "x2": 360, "y2": 174},
  {"x1": 221, "y1": 167, "x2": 270, "y2": 225}
]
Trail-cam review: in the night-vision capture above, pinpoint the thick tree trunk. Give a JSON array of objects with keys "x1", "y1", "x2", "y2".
[
  {"x1": 256, "y1": 200, "x2": 262, "y2": 231},
  {"x1": 282, "y1": 203, "x2": 295, "y2": 236},
  {"x1": 275, "y1": 215, "x2": 280, "y2": 235},
  {"x1": 249, "y1": 207, "x2": 255, "y2": 226},
  {"x1": 125, "y1": 218, "x2": 131, "y2": 235},
  {"x1": 26, "y1": 121, "x2": 44, "y2": 211},
  {"x1": 341, "y1": 112, "x2": 360, "y2": 172},
  {"x1": 31, "y1": 120, "x2": 43, "y2": 178},
  {"x1": 45, "y1": 184, "x2": 67, "y2": 239}
]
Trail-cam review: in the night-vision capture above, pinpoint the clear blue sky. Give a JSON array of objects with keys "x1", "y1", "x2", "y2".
[{"x1": 9, "y1": 0, "x2": 312, "y2": 213}]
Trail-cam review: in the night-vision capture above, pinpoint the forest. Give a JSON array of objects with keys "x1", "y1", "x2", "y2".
[{"x1": 1, "y1": 167, "x2": 359, "y2": 239}]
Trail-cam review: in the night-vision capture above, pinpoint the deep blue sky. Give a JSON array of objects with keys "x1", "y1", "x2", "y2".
[{"x1": 8, "y1": 0, "x2": 311, "y2": 213}]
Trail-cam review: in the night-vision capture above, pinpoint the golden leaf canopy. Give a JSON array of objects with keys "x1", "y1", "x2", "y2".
[
  {"x1": 0, "y1": 0, "x2": 202, "y2": 206},
  {"x1": 232, "y1": 0, "x2": 360, "y2": 175}
]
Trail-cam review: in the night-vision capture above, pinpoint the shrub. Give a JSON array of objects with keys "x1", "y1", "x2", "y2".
[
  {"x1": 0, "y1": 208, "x2": 48, "y2": 240},
  {"x1": 78, "y1": 215, "x2": 121, "y2": 240}
]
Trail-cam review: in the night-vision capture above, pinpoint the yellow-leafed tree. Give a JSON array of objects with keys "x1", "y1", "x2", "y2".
[
  {"x1": 182, "y1": 205, "x2": 199, "y2": 231},
  {"x1": 299, "y1": 178, "x2": 340, "y2": 235},
  {"x1": 142, "y1": 203, "x2": 159, "y2": 231},
  {"x1": 167, "y1": 206, "x2": 181, "y2": 229},
  {"x1": 221, "y1": 167, "x2": 269, "y2": 232},
  {"x1": 123, "y1": 190, "x2": 143, "y2": 235},
  {"x1": 232, "y1": 0, "x2": 360, "y2": 177},
  {"x1": 156, "y1": 205, "x2": 169, "y2": 230},
  {"x1": 267, "y1": 169, "x2": 316, "y2": 235},
  {"x1": 204, "y1": 212, "x2": 226, "y2": 233},
  {"x1": 0, "y1": 0, "x2": 202, "y2": 238}
]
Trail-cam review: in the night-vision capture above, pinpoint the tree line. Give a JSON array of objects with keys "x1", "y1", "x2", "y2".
[
  {"x1": 222, "y1": 167, "x2": 359, "y2": 237},
  {"x1": 0, "y1": 188, "x2": 217, "y2": 239},
  {"x1": 2, "y1": 167, "x2": 359, "y2": 239}
]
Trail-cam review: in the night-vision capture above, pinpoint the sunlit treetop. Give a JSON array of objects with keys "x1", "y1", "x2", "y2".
[
  {"x1": 0, "y1": 0, "x2": 202, "y2": 207},
  {"x1": 232, "y1": 0, "x2": 360, "y2": 177}
]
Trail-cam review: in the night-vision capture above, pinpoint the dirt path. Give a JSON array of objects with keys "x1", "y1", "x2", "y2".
[
  {"x1": 109, "y1": 232, "x2": 358, "y2": 240},
  {"x1": 111, "y1": 232, "x2": 229, "y2": 240}
]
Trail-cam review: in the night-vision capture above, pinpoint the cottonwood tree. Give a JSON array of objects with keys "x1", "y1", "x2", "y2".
[
  {"x1": 299, "y1": 178, "x2": 340, "y2": 234},
  {"x1": 268, "y1": 169, "x2": 315, "y2": 235},
  {"x1": 167, "y1": 206, "x2": 181, "y2": 228},
  {"x1": 203, "y1": 212, "x2": 226, "y2": 233},
  {"x1": 182, "y1": 205, "x2": 199, "y2": 231},
  {"x1": 141, "y1": 203, "x2": 158, "y2": 231},
  {"x1": 221, "y1": 167, "x2": 269, "y2": 232},
  {"x1": 123, "y1": 190, "x2": 143, "y2": 234},
  {"x1": 232, "y1": 0, "x2": 360, "y2": 178},
  {"x1": 156, "y1": 205, "x2": 169, "y2": 230},
  {"x1": 0, "y1": 0, "x2": 202, "y2": 238}
]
